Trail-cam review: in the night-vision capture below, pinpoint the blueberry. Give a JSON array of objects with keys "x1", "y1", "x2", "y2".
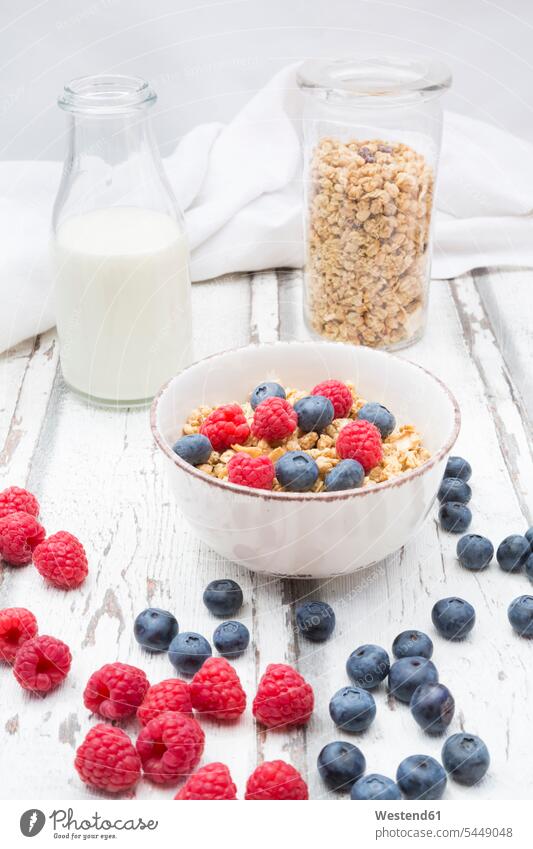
[
  {"x1": 496, "y1": 534, "x2": 530, "y2": 573},
  {"x1": 442, "y1": 733, "x2": 490, "y2": 785},
  {"x1": 317, "y1": 741, "x2": 366, "y2": 791},
  {"x1": 508, "y1": 595, "x2": 533, "y2": 637},
  {"x1": 392, "y1": 630, "x2": 433, "y2": 660},
  {"x1": 250, "y1": 381, "x2": 286, "y2": 410},
  {"x1": 172, "y1": 434, "x2": 212, "y2": 466},
  {"x1": 275, "y1": 451, "x2": 319, "y2": 492},
  {"x1": 526, "y1": 527, "x2": 533, "y2": 550},
  {"x1": 445, "y1": 455, "x2": 472, "y2": 481},
  {"x1": 324, "y1": 460, "x2": 364, "y2": 492},
  {"x1": 203, "y1": 579, "x2": 243, "y2": 617},
  {"x1": 526, "y1": 554, "x2": 533, "y2": 583},
  {"x1": 438, "y1": 477, "x2": 472, "y2": 504},
  {"x1": 294, "y1": 395, "x2": 334, "y2": 433},
  {"x1": 388, "y1": 657, "x2": 439, "y2": 703},
  {"x1": 456, "y1": 534, "x2": 494, "y2": 571},
  {"x1": 168, "y1": 632, "x2": 212, "y2": 676},
  {"x1": 410, "y1": 683, "x2": 455, "y2": 735},
  {"x1": 438, "y1": 502, "x2": 472, "y2": 533},
  {"x1": 396, "y1": 754, "x2": 447, "y2": 800},
  {"x1": 133, "y1": 607, "x2": 178, "y2": 652},
  {"x1": 346, "y1": 644, "x2": 390, "y2": 690},
  {"x1": 296, "y1": 601, "x2": 335, "y2": 643},
  {"x1": 329, "y1": 686, "x2": 376, "y2": 732},
  {"x1": 357, "y1": 402, "x2": 396, "y2": 439},
  {"x1": 432, "y1": 597, "x2": 475, "y2": 641},
  {"x1": 213, "y1": 620, "x2": 250, "y2": 657},
  {"x1": 351, "y1": 774, "x2": 401, "y2": 800}
]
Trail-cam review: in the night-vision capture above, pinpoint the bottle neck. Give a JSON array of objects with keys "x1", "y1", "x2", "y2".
[
  {"x1": 55, "y1": 108, "x2": 179, "y2": 226},
  {"x1": 66, "y1": 110, "x2": 158, "y2": 166}
]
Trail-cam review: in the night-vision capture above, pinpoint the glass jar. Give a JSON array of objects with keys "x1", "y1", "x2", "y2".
[
  {"x1": 298, "y1": 57, "x2": 451, "y2": 350},
  {"x1": 52, "y1": 75, "x2": 192, "y2": 407}
]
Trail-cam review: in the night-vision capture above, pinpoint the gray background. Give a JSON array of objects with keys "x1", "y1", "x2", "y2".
[{"x1": 1, "y1": 0, "x2": 532, "y2": 160}]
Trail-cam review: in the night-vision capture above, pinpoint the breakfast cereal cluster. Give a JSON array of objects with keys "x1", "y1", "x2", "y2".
[
  {"x1": 305, "y1": 137, "x2": 434, "y2": 348},
  {"x1": 176, "y1": 379, "x2": 430, "y2": 493}
]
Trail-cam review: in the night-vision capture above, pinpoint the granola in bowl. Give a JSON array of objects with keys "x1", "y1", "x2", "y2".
[{"x1": 174, "y1": 379, "x2": 430, "y2": 494}]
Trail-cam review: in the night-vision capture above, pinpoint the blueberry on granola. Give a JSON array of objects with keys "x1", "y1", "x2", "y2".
[
  {"x1": 325, "y1": 460, "x2": 364, "y2": 492},
  {"x1": 250, "y1": 381, "x2": 286, "y2": 410},
  {"x1": 275, "y1": 451, "x2": 319, "y2": 492},
  {"x1": 294, "y1": 395, "x2": 334, "y2": 433},
  {"x1": 357, "y1": 402, "x2": 396, "y2": 439},
  {"x1": 172, "y1": 434, "x2": 212, "y2": 466}
]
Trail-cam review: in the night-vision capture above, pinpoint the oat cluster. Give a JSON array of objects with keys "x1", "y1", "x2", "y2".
[
  {"x1": 306, "y1": 137, "x2": 434, "y2": 348},
  {"x1": 182, "y1": 383, "x2": 430, "y2": 493}
]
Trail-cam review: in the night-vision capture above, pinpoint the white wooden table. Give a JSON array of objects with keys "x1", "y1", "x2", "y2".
[{"x1": 0, "y1": 268, "x2": 532, "y2": 800}]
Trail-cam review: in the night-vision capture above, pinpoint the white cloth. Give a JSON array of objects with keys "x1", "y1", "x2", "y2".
[{"x1": 2, "y1": 64, "x2": 533, "y2": 352}]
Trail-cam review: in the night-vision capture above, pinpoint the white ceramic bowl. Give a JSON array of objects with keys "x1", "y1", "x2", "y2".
[{"x1": 151, "y1": 342, "x2": 460, "y2": 578}]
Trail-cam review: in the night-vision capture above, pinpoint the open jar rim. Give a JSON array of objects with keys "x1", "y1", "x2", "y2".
[
  {"x1": 297, "y1": 56, "x2": 452, "y2": 104},
  {"x1": 58, "y1": 74, "x2": 157, "y2": 115}
]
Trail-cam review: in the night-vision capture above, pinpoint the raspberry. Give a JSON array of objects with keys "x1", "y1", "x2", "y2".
[
  {"x1": 174, "y1": 762, "x2": 237, "y2": 800},
  {"x1": 227, "y1": 453, "x2": 274, "y2": 491},
  {"x1": 13, "y1": 634, "x2": 71, "y2": 693},
  {"x1": 190, "y1": 657, "x2": 246, "y2": 720},
  {"x1": 251, "y1": 397, "x2": 298, "y2": 443},
  {"x1": 245, "y1": 760, "x2": 308, "y2": 800},
  {"x1": 0, "y1": 486, "x2": 39, "y2": 520},
  {"x1": 311, "y1": 380, "x2": 353, "y2": 418},
  {"x1": 83, "y1": 663, "x2": 150, "y2": 720},
  {"x1": 336, "y1": 419, "x2": 383, "y2": 472},
  {"x1": 33, "y1": 531, "x2": 88, "y2": 589},
  {"x1": 75, "y1": 724, "x2": 141, "y2": 793},
  {"x1": 0, "y1": 607, "x2": 38, "y2": 663},
  {"x1": 200, "y1": 404, "x2": 250, "y2": 452},
  {"x1": 0, "y1": 511, "x2": 45, "y2": 566},
  {"x1": 136, "y1": 711, "x2": 205, "y2": 784},
  {"x1": 253, "y1": 663, "x2": 314, "y2": 729},
  {"x1": 137, "y1": 678, "x2": 193, "y2": 726}
]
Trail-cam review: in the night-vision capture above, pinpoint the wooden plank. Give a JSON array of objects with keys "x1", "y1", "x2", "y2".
[
  {"x1": 0, "y1": 330, "x2": 58, "y2": 485},
  {"x1": 474, "y1": 267, "x2": 533, "y2": 435},
  {"x1": 247, "y1": 271, "x2": 309, "y2": 779}
]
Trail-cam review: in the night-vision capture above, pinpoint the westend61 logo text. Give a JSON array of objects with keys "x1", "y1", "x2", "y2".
[{"x1": 32, "y1": 808, "x2": 159, "y2": 840}]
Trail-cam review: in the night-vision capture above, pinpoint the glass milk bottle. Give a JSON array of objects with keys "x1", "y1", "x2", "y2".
[{"x1": 52, "y1": 75, "x2": 192, "y2": 406}]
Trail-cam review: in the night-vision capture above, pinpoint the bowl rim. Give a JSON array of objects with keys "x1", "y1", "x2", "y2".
[{"x1": 150, "y1": 341, "x2": 461, "y2": 502}]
